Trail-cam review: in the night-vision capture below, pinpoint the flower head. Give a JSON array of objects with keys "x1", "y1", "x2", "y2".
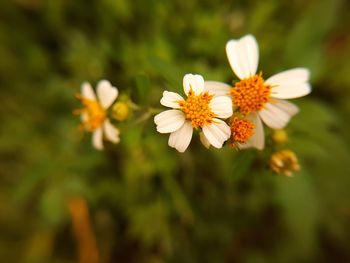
[
  {"x1": 75, "y1": 80, "x2": 120, "y2": 150},
  {"x1": 205, "y1": 34, "x2": 311, "y2": 150},
  {"x1": 230, "y1": 116, "x2": 255, "y2": 145},
  {"x1": 270, "y1": 149, "x2": 300, "y2": 177},
  {"x1": 229, "y1": 112, "x2": 264, "y2": 150},
  {"x1": 154, "y1": 74, "x2": 233, "y2": 152}
]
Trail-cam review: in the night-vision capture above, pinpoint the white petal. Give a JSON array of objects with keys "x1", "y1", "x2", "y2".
[
  {"x1": 92, "y1": 127, "x2": 104, "y2": 150},
  {"x1": 96, "y1": 80, "x2": 119, "y2": 109},
  {"x1": 259, "y1": 100, "x2": 299, "y2": 129},
  {"x1": 160, "y1": 91, "x2": 184, "y2": 109},
  {"x1": 239, "y1": 113, "x2": 264, "y2": 150},
  {"x1": 183, "y1": 74, "x2": 204, "y2": 96},
  {"x1": 199, "y1": 132, "x2": 211, "y2": 149},
  {"x1": 226, "y1": 34, "x2": 259, "y2": 79},
  {"x1": 202, "y1": 118, "x2": 231, "y2": 148},
  {"x1": 273, "y1": 99, "x2": 299, "y2": 116},
  {"x1": 154, "y1": 110, "x2": 186, "y2": 134},
  {"x1": 266, "y1": 68, "x2": 311, "y2": 99},
  {"x1": 103, "y1": 119, "x2": 120, "y2": 144},
  {"x1": 209, "y1": 96, "x2": 233, "y2": 119},
  {"x1": 204, "y1": 81, "x2": 231, "y2": 96},
  {"x1": 168, "y1": 121, "x2": 193, "y2": 152},
  {"x1": 81, "y1": 82, "x2": 96, "y2": 100},
  {"x1": 266, "y1": 68, "x2": 309, "y2": 85}
]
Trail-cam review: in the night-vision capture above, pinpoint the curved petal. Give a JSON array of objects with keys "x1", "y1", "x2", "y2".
[
  {"x1": 183, "y1": 74, "x2": 204, "y2": 96},
  {"x1": 168, "y1": 121, "x2": 193, "y2": 152},
  {"x1": 96, "y1": 80, "x2": 119, "y2": 109},
  {"x1": 259, "y1": 100, "x2": 299, "y2": 129},
  {"x1": 160, "y1": 91, "x2": 184, "y2": 109},
  {"x1": 209, "y1": 96, "x2": 233, "y2": 119},
  {"x1": 154, "y1": 110, "x2": 186, "y2": 134},
  {"x1": 266, "y1": 68, "x2": 311, "y2": 99},
  {"x1": 204, "y1": 81, "x2": 231, "y2": 96},
  {"x1": 199, "y1": 132, "x2": 211, "y2": 149},
  {"x1": 226, "y1": 34, "x2": 259, "y2": 79},
  {"x1": 103, "y1": 119, "x2": 120, "y2": 144},
  {"x1": 202, "y1": 118, "x2": 231, "y2": 148},
  {"x1": 239, "y1": 112, "x2": 264, "y2": 150},
  {"x1": 92, "y1": 127, "x2": 104, "y2": 150},
  {"x1": 81, "y1": 82, "x2": 96, "y2": 100}
]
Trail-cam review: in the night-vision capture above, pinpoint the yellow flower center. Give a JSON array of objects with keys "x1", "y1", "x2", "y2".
[
  {"x1": 230, "y1": 73, "x2": 271, "y2": 114},
  {"x1": 230, "y1": 117, "x2": 255, "y2": 144},
  {"x1": 179, "y1": 89, "x2": 216, "y2": 129},
  {"x1": 75, "y1": 95, "x2": 106, "y2": 131}
]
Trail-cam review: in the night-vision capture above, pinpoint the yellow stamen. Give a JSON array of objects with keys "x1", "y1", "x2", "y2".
[
  {"x1": 230, "y1": 73, "x2": 271, "y2": 114},
  {"x1": 178, "y1": 89, "x2": 216, "y2": 129},
  {"x1": 75, "y1": 94, "x2": 106, "y2": 132},
  {"x1": 230, "y1": 117, "x2": 255, "y2": 144}
]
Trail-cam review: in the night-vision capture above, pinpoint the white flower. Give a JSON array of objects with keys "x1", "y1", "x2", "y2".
[
  {"x1": 154, "y1": 74, "x2": 233, "y2": 152},
  {"x1": 205, "y1": 34, "x2": 311, "y2": 150},
  {"x1": 77, "y1": 80, "x2": 120, "y2": 150}
]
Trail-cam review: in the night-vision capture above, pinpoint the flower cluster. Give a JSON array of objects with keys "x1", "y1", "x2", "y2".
[
  {"x1": 75, "y1": 34, "x2": 311, "y2": 169},
  {"x1": 155, "y1": 34, "x2": 311, "y2": 152}
]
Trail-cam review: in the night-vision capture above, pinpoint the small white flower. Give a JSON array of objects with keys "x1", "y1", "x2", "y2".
[
  {"x1": 76, "y1": 80, "x2": 120, "y2": 150},
  {"x1": 205, "y1": 34, "x2": 311, "y2": 149},
  {"x1": 154, "y1": 74, "x2": 233, "y2": 152}
]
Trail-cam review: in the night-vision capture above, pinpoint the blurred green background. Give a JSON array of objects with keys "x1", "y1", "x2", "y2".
[{"x1": 1, "y1": 0, "x2": 350, "y2": 262}]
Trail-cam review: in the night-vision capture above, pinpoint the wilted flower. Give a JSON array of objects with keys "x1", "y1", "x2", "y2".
[
  {"x1": 75, "y1": 80, "x2": 120, "y2": 150},
  {"x1": 270, "y1": 149, "x2": 300, "y2": 177},
  {"x1": 205, "y1": 34, "x2": 311, "y2": 149},
  {"x1": 154, "y1": 74, "x2": 233, "y2": 152}
]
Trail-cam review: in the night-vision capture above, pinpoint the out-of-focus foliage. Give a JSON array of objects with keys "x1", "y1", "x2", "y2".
[{"x1": 0, "y1": 0, "x2": 350, "y2": 262}]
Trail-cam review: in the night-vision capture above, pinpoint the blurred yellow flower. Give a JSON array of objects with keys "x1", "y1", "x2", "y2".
[{"x1": 270, "y1": 149, "x2": 300, "y2": 177}]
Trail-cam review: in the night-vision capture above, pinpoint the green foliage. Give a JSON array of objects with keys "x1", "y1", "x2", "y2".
[{"x1": 0, "y1": 0, "x2": 349, "y2": 262}]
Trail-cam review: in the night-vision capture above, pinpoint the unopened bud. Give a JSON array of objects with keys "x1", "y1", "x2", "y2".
[
  {"x1": 111, "y1": 102, "x2": 130, "y2": 122},
  {"x1": 272, "y1": 129, "x2": 288, "y2": 144},
  {"x1": 270, "y1": 149, "x2": 300, "y2": 177}
]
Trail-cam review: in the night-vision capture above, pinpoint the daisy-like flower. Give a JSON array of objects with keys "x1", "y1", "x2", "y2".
[
  {"x1": 154, "y1": 74, "x2": 233, "y2": 152},
  {"x1": 75, "y1": 80, "x2": 120, "y2": 150},
  {"x1": 205, "y1": 34, "x2": 311, "y2": 150}
]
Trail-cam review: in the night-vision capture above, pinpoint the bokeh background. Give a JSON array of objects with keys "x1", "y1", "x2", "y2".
[{"x1": 1, "y1": 0, "x2": 350, "y2": 262}]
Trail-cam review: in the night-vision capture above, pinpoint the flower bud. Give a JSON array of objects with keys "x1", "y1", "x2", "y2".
[
  {"x1": 111, "y1": 102, "x2": 130, "y2": 122},
  {"x1": 272, "y1": 129, "x2": 288, "y2": 144}
]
